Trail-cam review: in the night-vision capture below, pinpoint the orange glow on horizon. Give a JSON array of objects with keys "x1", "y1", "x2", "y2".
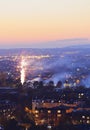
[{"x1": 0, "y1": 0, "x2": 90, "y2": 45}]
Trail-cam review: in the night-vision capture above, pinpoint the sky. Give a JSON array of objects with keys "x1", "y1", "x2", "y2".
[{"x1": 0, "y1": 0, "x2": 90, "y2": 48}]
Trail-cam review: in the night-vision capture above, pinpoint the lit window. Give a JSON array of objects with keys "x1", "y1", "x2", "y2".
[
  {"x1": 35, "y1": 122, "x2": 38, "y2": 125},
  {"x1": 3, "y1": 110, "x2": 6, "y2": 113},
  {"x1": 78, "y1": 96, "x2": 81, "y2": 98},
  {"x1": 35, "y1": 114, "x2": 39, "y2": 118},
  {"x1": 48, "y1": 110, "x2": 51, "y2": 114},
  {"x1": 8, "y1": 109, "x2": 10, "y2": 111},
  {"x1": 82, "y1": 116, "x2": 85, "y2": 119},
  {"x1": 57, "y1": 110, "x2": 61, "y2": 113},
  {"x1": 47, "y1": 125, "x2": 52, "y2": 129},
  {"x1": 51, "y1": 100, "x2": 54, "y2": 103},
  {"x1": 57, "y1": 114, "x2": 61, "y2": 117},
  {"x1": 87, "y1": 120, "x2": 90, "y2": 124},
  {"x1": 80, "y1": 120, "x2": 82, "y2": 123},
  {"x1": 81, "y1": 93, "x2": 84, "y2": 96},
  {"x1": 42, "y1": 100, "x2": 44, "y2": 103},
  {"x1": 11, "y1": 116, "x2": 15, "y2": 119},
  {"x1": 35, "y1": 110, "x2": 39, "y2": 114},
  {"x1": 7, "y1": 114, "x2": 10, "y2": 117}
]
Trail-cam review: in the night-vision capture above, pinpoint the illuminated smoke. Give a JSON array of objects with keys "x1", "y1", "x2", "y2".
[{"x1": 21, "y1": 57, "x2": 26, "y2": 85}]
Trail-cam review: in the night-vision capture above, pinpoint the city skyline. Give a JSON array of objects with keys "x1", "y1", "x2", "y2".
[{"x1": 0, "y1": 0, "x2": 90, "y2": 48}]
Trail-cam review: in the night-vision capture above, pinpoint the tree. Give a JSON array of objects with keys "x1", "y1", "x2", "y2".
[
  {"x1": 5, "y1": 119, "x2": 20, "y2": 130},
  {"x1": 56, "y1": 80, "x2": 62, "y2": 88},
  {"x1": 48, "y1": 80, "x2": 54, "y2": 87}
]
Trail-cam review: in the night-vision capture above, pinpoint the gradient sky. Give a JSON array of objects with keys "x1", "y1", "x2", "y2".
[{"x1": 0, "y1": 0, "x2": 90, "y2": 48}]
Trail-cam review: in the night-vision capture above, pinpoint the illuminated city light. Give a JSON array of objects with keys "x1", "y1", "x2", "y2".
[
  {"x1": 47, "y1": 125, "x2": 52, "y2": 129},
  {"x1": 76, "y1": 79, "x2": 80, "y2": 84},
  {"x1": 27, "y1": 55, "x2": 50, "y2": 59}
]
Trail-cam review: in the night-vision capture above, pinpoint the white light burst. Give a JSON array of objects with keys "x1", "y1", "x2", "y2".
[{"x1": 21, "y1": 57, "x2": 27, "y2": 85}]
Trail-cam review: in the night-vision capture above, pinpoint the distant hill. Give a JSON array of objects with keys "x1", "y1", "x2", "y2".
[{"x1": 0, "y1": 44, "x2": 90, "y2": 56}]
